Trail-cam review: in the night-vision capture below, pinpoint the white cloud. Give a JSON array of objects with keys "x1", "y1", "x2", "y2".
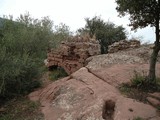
[{"x1": 0, "y1": 0, "x2": 155, "y2": 43}]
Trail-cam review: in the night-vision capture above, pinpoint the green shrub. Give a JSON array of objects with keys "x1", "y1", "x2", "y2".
[
  {"x1": 49, "y1": 67, "x2": 68, "y2": 81},
  {"x1": 131, "y1": 70, "x2": 146, "y2": 88},
  {"x1": 119, "y1": 84, "x2": 131, "y2": 94},
  {"x1": 0, "y1": 14, "x2": 52, "y2": 98},
  {"x1": 130, "y1": 70, "x2": 160, "y2": 91},
  {"x1": 77, "y1": 16, "x2": 127, "y2": 54},
  {"x1": 0, "y1": 40, "x2": 43, "y2": 98},
  {"x1": 0, "y1": 13, "x2": 72, "y2": 99}
]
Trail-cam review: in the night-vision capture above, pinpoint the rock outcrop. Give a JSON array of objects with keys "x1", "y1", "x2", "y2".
[
  {"x1": 29, "y1": 43, "x2": 160, "y2": 120},
  {"x1": 108, "y1": 40, "x2": 140, "y2": 53},
  {"x1": 29, "y1": 65, "x2": 160, "y2": 120},
  {"x1": 47, "y1": 36, "x2": 100, "y2": 74}
]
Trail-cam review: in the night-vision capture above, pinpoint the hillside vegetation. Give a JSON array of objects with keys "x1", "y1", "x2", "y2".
[
  {"x1": 0, "y1": 13, "x2": 71, "y2": 99},
  {"x1": 0, "y1": 14, "x2": 127, "y2": 100}
]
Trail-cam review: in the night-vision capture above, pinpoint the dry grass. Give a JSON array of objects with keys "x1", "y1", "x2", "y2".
[{"x1": 0, "y1": 96, "x2": 44, "y2": 120}]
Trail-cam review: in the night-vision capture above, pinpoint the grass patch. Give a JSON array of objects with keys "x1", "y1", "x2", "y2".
[
  {"x1": 130, "y1": 70, "x2": 160, "y2": 92},
  {"x1": 119, "y1": 70, "x2": 160, "y2": 103},
  {"x1": 0, "y1": 96, "x2": 44, "y2": 120},
  {"x1": 131, "y1": 70, "x2": 146, "y2": 88},
  {"x1": 119, "y1": 84, "x2": 148, "y2": 103},
  {"x1": 119, "y1": 83, "x2": 131, "y2": 94},
  {"x1": 49, "y1": 67, "x2": 68, "y2": 81}
]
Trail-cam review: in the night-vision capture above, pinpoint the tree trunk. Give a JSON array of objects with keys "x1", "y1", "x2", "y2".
[
  {"x1": 148, "y1": 46, "x2": 159, "y2": 83},
  {"x1": 148, "y1": 3, "x2": 160, "y2": 83}
]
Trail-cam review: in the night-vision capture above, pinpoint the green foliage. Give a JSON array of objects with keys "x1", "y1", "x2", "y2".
[
  {"x1": 130, "y1": 70, "x2": 160, "y2": 91},
  {"x1": 115, "y1": 0, "x2": 159, "y2": 29},
  {"x1": 0, "y1": 13, "x2": 54, "y2": 98},
  {"x1": 115, "y1": 0, "x2": 160, "y2": 83},
  {"x1": 51, "y1": 23, "x2": 72, "y2": 49},
  {"x1": 119, "y1": 84, "x2": 131, "y2": 94},
  {"x1": 133, "y1": 117, "x2": 143, "y2": 120},
  {"x1": 131, "y1": 71, "x2": 146, "y2": 88},
  {"x1": 0, "y1": 97, "x2": 43, "y2": 120},
  {"x1": 77, "y1": 16, "x2": 127, "y2": 54},
  {"x1": 0, "y1": 13, "x2": 72, "y2": 98},
  {"x1": 49, "y1": 67, "x2": 68, "y2": 81}
]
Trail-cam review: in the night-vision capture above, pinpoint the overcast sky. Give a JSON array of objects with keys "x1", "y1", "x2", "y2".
[{"x1": 0, "y1": 0, "x2": 155, "y2": 43}]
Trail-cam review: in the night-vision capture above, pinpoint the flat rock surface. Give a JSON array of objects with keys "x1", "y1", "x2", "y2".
[{"x1": 88, "y1": 64, "x2": 160, "y2": 87}]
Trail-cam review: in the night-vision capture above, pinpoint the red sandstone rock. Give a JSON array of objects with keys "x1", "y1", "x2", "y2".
[
  {"x1": 30, "y1": 43, "x2": 160, "y2": 120},
  {"x1": 147, "y1": 97, "x2": 160, "y2": 107},
  {"x1": 87, "y1": 64, "x2": 160, "y2": 86},
  {"x1": 29, "y1": 65, "x2": 160, "y2": 120},
  {"x1": 149, "y1": 92, "x2": 160, "y2": 100}
]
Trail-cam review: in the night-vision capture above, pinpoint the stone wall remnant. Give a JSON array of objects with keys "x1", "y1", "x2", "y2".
[
  {"x1": 108, "y1": 40, "x2": 140, "y2": 53},
  {"x1": 46, "y1": 36, "x2": 101, "y2": 74}
]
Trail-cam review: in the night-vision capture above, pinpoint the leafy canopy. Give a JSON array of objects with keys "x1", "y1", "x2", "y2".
[
  {"x1": 116, "y1": 0, "x2": 160, "y2": 85},
  {"x1": 116, "y1": 0, "x2": 160, "y2": 29},
  {"x1": 78, "y1": 16, "x2": 126, "y2": 54}
]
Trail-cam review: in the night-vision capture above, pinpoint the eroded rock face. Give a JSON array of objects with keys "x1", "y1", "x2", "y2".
[
  {"x1": 47, "y1": 36, "x2": 100, "y2": 74},
  {"x1": 108, "y1": 40, "x2": 140, "y2": 53}
]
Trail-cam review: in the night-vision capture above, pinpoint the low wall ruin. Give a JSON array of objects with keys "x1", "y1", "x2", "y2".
[
  {"x1": 108, "y1": 40, "x2": 140, "y2": 53},
  {"x1": 46, "y1": 36, "x2": 101, "y2": 74}
]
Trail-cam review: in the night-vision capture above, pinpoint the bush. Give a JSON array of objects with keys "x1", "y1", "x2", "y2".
[
  {"x1": 49, "y1": 67, "x2": 68, "y2": 81},
  {"x1": 130, "y1": 70, "x2": 160, "y2": 91},
  {"x1": 77, "y1": 16, "x2": 127, "y2": 54},
  {"x1": 0, "y1": 54, "x2": 41, "y2": 97},
  {"x1": 0, "y1": 13, "x2": 72, "y2": 98},
  {"x1": 0, "y1": 13, "x2": 53, "y2": 98},
  {"x1": 131, "y1": 70, "x2": 146, "y2": 88}
]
